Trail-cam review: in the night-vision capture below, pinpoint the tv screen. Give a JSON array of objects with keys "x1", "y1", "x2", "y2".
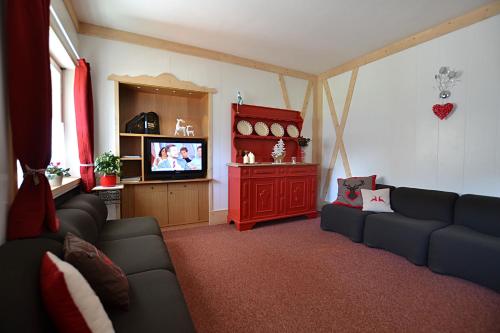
[{"x1": 144, "y1": 137, "x2": 207, "y2": 180}]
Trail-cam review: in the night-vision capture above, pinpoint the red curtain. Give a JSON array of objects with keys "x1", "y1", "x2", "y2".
[
  {"x1": 74, "y1": 59, "x2": 96, "y2": 192},
  {"x1": 6, "y1": 0, "x2": 59, "y2": 240}
]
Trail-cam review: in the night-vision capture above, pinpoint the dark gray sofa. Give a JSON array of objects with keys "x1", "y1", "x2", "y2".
[
  {"x1": 0, "y1": 194, "x2": 195, "y2": 333},
  {"x1": 428, "y1": 194, "x2": 500, "y2": 292},
  {"x1": 321, "y1": 185, "x2": 500, "y2": 292},
  {"x1": 320, "y1": 184, "x2": 395, "y2": 242},
  {"x1": 364, "y1": 187, "x2": 458, "y2": 265}
]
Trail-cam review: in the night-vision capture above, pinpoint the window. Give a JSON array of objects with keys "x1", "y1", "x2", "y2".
[
  {"x1": 17, "y1": 28, "x2": 77, "y2": 188},
  {"x1": 50, "y1": 59, "x2": 66, "y2": 165}
]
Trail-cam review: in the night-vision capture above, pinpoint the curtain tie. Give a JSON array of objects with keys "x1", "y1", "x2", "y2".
[
  {"x1": 24, "y1": 164, "x2": 46, "y2": 186},
  {"x1": 80, "y1": 163, "x2": 94, "y2": 167}
]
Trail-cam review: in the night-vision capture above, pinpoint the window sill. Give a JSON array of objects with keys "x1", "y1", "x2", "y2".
[{"x1": 51, "y1": 177, "x2": 81, "y2": 198}]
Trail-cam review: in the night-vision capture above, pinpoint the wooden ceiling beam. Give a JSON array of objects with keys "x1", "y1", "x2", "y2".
[
  {"x1": 79, "y1": 22, "x2": 316, "y2": 81},
  {"x1": 319, "y1": 1, "x2": 500, "y2": 79}
]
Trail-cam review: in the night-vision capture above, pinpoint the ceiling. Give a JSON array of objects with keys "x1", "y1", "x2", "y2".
[{"x1": 72, "y1": 0, "x2": 493, "y2": 74}]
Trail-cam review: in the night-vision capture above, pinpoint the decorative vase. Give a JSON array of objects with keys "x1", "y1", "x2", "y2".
[
  {"x1": 273, "y1": 152, "x2": 286, "y2": 164},
  {"x1": 100, "y1": 174, "x2": 117, "y2": 187},
  {"x1": 47, "y1": 174, "x2": 63, "y2": 187},
  {"x1": 300, "y1": 147, "x2": 306, "y2": 162}
]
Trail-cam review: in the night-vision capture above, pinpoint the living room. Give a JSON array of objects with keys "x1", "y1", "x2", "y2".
[{"x1": 1, "y1": 0, "x2": 499, "y2": 332}]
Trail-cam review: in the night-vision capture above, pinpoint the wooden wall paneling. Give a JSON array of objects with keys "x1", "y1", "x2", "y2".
[
  {"x1": 319, "y1": 1, "x2": 500, "y2": 79},
  {"x1": 301, "y1": 80, "x2": 313, "y2": 119},
  {"x1": 321, "y1": 69, "x2": 358, "y2": 200},
  {"x1": 278, "y1": 74, "x2": 291, "y2": 109}
]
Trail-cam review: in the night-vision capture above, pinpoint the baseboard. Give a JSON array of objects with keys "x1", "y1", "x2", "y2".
[{"x1": 209, "y1": 209, "x2": 228, "y2": 225}]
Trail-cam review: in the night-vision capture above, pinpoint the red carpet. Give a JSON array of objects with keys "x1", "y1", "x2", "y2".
[{"x1": 163, "y1": 218, "x2": 500, "y2": 333}]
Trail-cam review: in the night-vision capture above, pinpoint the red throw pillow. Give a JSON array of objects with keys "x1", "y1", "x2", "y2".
[
  {"x1": 64, "y1": 232, "x2": 129, "y2": 309},
  {"x1": 40, "y1": 251, "x2": 115, "y2": 333},
  {"x1": 333, "y1": 175, "x2": 376, "y2": 208}
]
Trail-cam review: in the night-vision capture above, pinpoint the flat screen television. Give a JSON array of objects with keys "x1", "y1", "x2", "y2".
[{"x1": 143, "y1": 137, "x2": 207, "y2": 181}]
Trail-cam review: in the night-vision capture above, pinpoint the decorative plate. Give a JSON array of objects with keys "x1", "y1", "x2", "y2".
[
  {"x1": 254, "y1": 122, "x2": 270, "y2": 136},
  {"x1": 286, "y1": 124, "x2": 299, "y2": 138},
  {"x1": 270, "y1": 123, "x2": 285, "y2": 137},
  {"x1": 236, "y1": 120, "x2": 253, "y2": 136}
]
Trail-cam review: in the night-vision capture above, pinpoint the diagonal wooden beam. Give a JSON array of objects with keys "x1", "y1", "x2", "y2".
[
  {"x1": 300, "y1": 80, "x2": 313, "y2": 119},
  {"x1": 321, "y1": 68, "x2": 358, "y2": 200},
  {"x1": 278, "y1": 74, "x2": 291, "y2": 109}
]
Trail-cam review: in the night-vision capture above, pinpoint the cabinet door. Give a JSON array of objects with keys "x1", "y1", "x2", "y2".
[
  {"x1": 249, "y1": 178, "x2": 280, "y2": 219},
  {"x1": 133, "y1": 184, "x2": 169, "y2": 227},
  {"x1": 285, "y1": 177, "x2": 309, "y2": 214},
  {"x1": 168, "y1": 183, "x2": 200, "y2": 226}
]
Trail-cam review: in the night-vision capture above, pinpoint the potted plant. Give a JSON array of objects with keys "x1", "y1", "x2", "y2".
[
  {"x1": 95, "y1": 151, "x2": 121, "y2": 187},
  {"x1": 297, "y1": 136, "x2": 311, "y2": 161},
  {"x1": 46, "y1": 162, "x2": 71, "y2": 187}
]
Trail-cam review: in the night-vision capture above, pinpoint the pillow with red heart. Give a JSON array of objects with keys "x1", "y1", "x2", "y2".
[{"x1": 333, "y1": 175, "x2": 376, "y2": 208}]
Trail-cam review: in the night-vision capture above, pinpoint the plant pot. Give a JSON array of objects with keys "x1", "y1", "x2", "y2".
[
  {"x1": 100, "y1": 174, "x2": 117, "y2": 187},
  {"x1": 47, "y1": 174, "x2": 63, "y2": 187}
]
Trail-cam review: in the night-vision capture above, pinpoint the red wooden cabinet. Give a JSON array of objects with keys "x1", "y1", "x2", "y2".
[{"x1": 228, "y1": 164, "x2": 318, "y2": 231}]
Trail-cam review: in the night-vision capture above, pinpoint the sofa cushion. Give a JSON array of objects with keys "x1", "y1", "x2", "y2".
[
  {"x1": 40, "y1": 252, "x2": 114, "y2": 333},
  {"x1": 61, "y1": 194, "x2": 108, "y2": 231},
  {"x1": 454, "y1": 194, "x2": 500, "y2": 237},
  {"x1": 0, "y1": 238, "x2": 62, "y2": 333},
  {"x1": 428, "y1": 225, "x2": 500, "y2": 292},
  {"x1": 106, "y1": 270, "x2": 195, "y2": 333},
  {"x1": 42, "y1": 209, "x2": 99, "y2": 245},
  {"x1": 64, "y1": 233, "x2": 129, "y2": 309},
  {"x1": 364, "y1": 212, "x2": 448, "y2": 265},
  {"x1": 99, "y1": 217, "x2": 161, "y2": 241},
  {"x1": 98, "y1": 235, "x2": 175, "y2": 275},
  {"x1": 391, "y1": 187, "x2": 458, "y2": 223},
  {"x1": 321, "y1": 203, "x2": 374, "y2": 242}
]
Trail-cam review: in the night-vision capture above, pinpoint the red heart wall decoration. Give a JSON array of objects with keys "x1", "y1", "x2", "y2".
[{"x1": 432, "y1": 103, "x2": 454, "y2": 120}]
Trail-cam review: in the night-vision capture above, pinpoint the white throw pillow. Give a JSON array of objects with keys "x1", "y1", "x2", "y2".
[{"x1": 361, "y1": 188, "x2": 394, "y2": 213}]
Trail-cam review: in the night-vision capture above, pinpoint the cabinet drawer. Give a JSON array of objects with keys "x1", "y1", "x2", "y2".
[
  {"x1": 287, "y1": 166, "x2": 317, "y2": 175},
  {"x1": 249, "y1": 167, "x2": 282, "y2": 178}
]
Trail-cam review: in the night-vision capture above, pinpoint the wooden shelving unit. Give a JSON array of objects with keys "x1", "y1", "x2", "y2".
[
  {"x1": 231, "y1": 103, "x2": 304, "y2": 163},
  {"x1": 110, "y1": 73, "x2": 217, "y2": 227}
]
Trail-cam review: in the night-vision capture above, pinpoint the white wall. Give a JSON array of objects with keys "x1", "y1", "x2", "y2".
[
  {"x1": 323, "y1": 15, "x2": 500, "y2": 201},
  {"x1": 0, "y1": 1, "x2": 8, "y2": 244},
  {"x1": 78, "y1": 35, "x2": 313, "y2": 211}
]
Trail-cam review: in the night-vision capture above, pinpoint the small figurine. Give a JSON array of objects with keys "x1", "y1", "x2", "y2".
[
  {"x1": 186, "y1": 125, "x2": 195, "y2": 136},
  {"x1": 174, "y1": 118, "x2": 186, "y2": 136}
]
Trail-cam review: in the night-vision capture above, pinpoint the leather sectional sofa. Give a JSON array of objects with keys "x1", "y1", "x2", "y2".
[
  {"x1": 321, "y1": 186, "x2": 500, "y2": 293},
  {"x1": 0, "y1": 193, "x2": 195, "y2": 333}
]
